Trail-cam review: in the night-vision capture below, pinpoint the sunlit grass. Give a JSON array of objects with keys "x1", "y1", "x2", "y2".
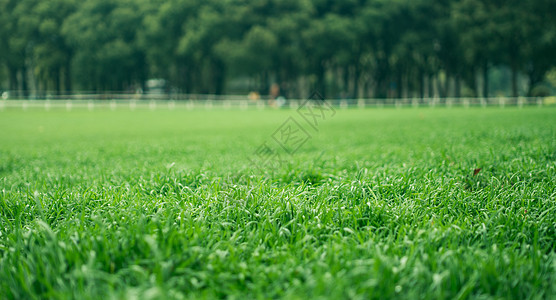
[{"x1": 1, "y1": 107, "x2": 555, "y2": 299}]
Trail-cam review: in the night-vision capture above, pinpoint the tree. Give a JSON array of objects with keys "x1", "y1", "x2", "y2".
[
  {"x1": 523, "y1": 0, "x2": 556, "y2": 95},
  {"x1": 2, "y1": 0, "x2": 555, "y2": 98},
  {"x1": 139, "y1": 0, "x2": 201, "y2": 93},
  {"x1": 453, "y1": 0, "x2": 499, "y2": 98},
  {"x1": 62, "y1": 0, "x2": 146, "y2": 92},
  {"x1": 32, "y1": 0, "x2": 76, "y2": 95},
  {"x1": 0, "y1": 0, "x2": 38, "y2": 96},
  {"x1": 359, "y1": 0, "x2": 408, "y2": 98}
]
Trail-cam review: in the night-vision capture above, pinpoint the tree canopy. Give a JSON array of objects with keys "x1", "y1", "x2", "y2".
[{"x1": 0, "y1": 0, "x2": 554, "y2": 98}]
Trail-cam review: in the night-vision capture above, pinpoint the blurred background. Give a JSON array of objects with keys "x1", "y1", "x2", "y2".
[{"x1": 0, "y1": 0, "x2": 555, "y2": 101}]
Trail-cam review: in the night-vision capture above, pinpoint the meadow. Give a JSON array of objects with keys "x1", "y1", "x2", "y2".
[{"x1": 0, "y1": 105, "x2": 555, "y2": 299}]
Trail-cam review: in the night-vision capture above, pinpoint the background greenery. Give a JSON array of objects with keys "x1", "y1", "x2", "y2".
[
  {"x1": 0, "y1": 0, "x2": 555, "y2": 98},
  {"x1": 0, "y1": 107, "x2": 555, "y2": 298}
]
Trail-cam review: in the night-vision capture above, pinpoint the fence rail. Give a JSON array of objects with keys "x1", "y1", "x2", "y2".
[{"x1": 0, "y1": 95, "x2": 554, "y2": 111}]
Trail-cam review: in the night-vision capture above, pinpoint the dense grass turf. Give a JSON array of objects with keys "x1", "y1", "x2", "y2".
[{"x1": 1, "y1": 106, "x2": 555, "y2": 299}]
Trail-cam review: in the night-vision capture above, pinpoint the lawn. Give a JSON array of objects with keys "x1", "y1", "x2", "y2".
[{"x1": 1, "y1": 106, "x2": 555, "y2": 299}]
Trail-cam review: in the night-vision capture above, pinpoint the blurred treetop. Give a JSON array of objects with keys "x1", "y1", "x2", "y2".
[{"x1": 0, "y1": 0, "x2": 554, "y2": 98}]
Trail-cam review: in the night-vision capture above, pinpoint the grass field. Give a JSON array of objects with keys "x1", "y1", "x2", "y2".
[{"x1": 1, "y1": 106, "x2": 555, "y2": 299}]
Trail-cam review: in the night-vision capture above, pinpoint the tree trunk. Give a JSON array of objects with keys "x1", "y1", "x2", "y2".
[
  {"x1": 511, "y1": 65, "x2": 518, "y2": 97},
  {"x1": 316, "y1": 62, "x2": 326, "y2": 98},
  {"x1": 183, "y1": 65, "x2": 192, "y2": 95},
  {"x1": 455, "y1": 74, "x2": 461, "y2": 98},
  {"x1": 464, "y1": 65, "x2": 478, "y2": 97},
  {"x1": 64, "y1": 61, "x2": 72, "y2": 94},
  {"x1": 419, "y1": 69, "x2": 425, "y2": 99},
  {"x1": 396, "y1": 70, "x2": 403, "y2": 98},
  {"x1": 436, "y1": 74, "x2": 447, "y2": 99},
  {"x1": 8, "y1": 66, "x2": 18, "y2": 93},
  {"x1": 343, "y1": 66, "x2": 349, "y2": 98},
  {"x1": 482, "y1": 62, "x2": 489, "y2": 99},
  {"x1": 373, "y1": 55, "x2": 389, "y2": 99},
  {"x1": 353, "y1": 64, "x2": 361, "y2": 99},
  {"x1": 55, "y1": 68, "x2": 61, "y2": 95},
  {"x1": 21, "y1": 66, "x2": 29, "y2": 98},
  {"x1": 442, "y1": 73, "x2": 450, "y2": 99},
  {"x1": 213, "y1": 60, "x2": 225, "y2": 95}
]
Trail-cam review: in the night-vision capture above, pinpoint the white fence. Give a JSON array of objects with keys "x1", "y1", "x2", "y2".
[{"x1": 0, "y1": 96, "x2": 554, "y2": 111}]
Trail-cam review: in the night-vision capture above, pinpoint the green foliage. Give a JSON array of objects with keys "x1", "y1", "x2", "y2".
[
  {"x1": 0, "y1": 107, "x2": 555, "y2": 298},
  {"x1": 0, "y1": 0, "x2": 555, "y2": 97},
  {"x1": 61, "y1": 0, "x2": 146, "y2": 91}
]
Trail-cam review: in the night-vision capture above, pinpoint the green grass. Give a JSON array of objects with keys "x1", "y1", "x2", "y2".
[{"x1": 1, "y1": 106, "x2": 555, "y2": 299}]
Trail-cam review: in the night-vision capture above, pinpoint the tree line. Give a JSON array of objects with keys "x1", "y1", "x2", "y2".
[{"x1": 0, "y1": 0, "x2": 555, "y2": 99}]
